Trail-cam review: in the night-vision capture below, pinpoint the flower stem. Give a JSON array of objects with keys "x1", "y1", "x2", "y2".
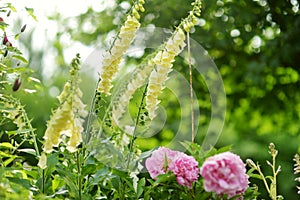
[
  {"x1": 127, "y1": 84, "x2": 148, "y2": 169},
  {"x1": 76, "y1": 151, "x2": 82, "y2": 200},
  {"x1": 187, "y1": 32, "x2": 195, "y2": 143},
  {"x1": 42, "y1": 169, "x2": 45, "y2": 194}
]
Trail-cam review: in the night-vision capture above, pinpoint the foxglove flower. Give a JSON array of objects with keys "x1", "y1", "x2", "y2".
[
  {"x1": 146, "y1": 28, "x2": 186, "y2": 119},
  {"x1": 43, "y1": 55, "x2": 87, "y2": 153},
  {"x1": 97, "y1": 1, "x2": 145, "y2": 95},
  {"x1": 112, "y1": 59, "x2": 154, "y2": 123},
  {"x1": 200, "y1": 152, "x2": 249, "y2": 199}
]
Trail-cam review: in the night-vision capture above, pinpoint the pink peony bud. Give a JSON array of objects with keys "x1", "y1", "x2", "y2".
[{"x1": 200, "y1": 152, "x2": 249, "y2": 199}]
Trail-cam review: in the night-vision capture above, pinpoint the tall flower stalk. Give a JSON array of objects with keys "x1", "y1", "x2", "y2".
[
  {"x1": 97, "y1": 0, "x2": 145, "y2": 96},
  {"x1": 112, "y1": 0, "x2": 202, "y2": 122},
  {"x1": 145, "y1": 0, "x2": 201, "y2": 120},
  {"x1": 42, "y1": 54, "x2": 87, "y2": 154}
]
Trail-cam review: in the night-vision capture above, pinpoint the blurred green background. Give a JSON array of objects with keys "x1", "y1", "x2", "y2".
[{"x1": 2, "y1": 0, "x2": 300, "y2": 198}]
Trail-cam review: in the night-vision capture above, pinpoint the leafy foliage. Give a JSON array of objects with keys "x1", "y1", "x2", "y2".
[{"x1": 1, "y1": 0, "x2": 300, "y2": 199}]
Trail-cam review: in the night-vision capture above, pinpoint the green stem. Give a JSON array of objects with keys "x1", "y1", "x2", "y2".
[
  {"x1": 76, "y1": 151, "x2": 82, "y2": 200},
  {"x1": 187, "y1": 31, "x2": 195, "y2": 144},
  {"x1": 257, "y1": 165, "x2": 270, "y2": 194},
  {"x1": 31, "y1": 129, "x2": 40, "y2": 156},
  {"x1": 42, "y1": 169, "x2": 45, "y2": 194},
  {"x1": 271, "y1": 154, "x2": 277, "y2": 200},
  {"x1": 126, "y1": 84, "x2": 148, "y2": 170}
]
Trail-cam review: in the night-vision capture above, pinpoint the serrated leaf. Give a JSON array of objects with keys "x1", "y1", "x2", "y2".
[{"x1": 12, "y1": 55, "x2": 28, "y2": 63}]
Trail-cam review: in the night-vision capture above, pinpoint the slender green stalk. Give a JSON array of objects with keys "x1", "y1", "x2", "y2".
[
  {"x1": 126, "y1": 84, "x2": 148, "y2": 170},
  {"x1": 271, "y1": 154, "x2": 277, "y2": 199},
  {"x1": 187, "y1": 32, "x2": 195, "y2": 144},
  {"x1": 257, "y1": 165, "x2": 270, "y2": 194},
  {"x1": 76, "y1": 151, "x2": 82, "y2": 200},
  {"x1": 42, "y1": 169, "x2": 45, "y2": 194}
]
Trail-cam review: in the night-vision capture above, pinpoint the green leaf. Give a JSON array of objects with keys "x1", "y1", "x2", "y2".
[
  {"x1": 7, "y1": 177, "x2": 31, "y2": 189},
  {"x1": 137, "y1": 177, "x2": 145, "y2": 198},
  {"x1": 6, "y1": 3, "x2": 17, "y2": 12},
  {"x1": 0, "y1": 150, "x2": 17, "y2": 158},
  {"x1": 249, "y1": 173, "x2": 263, "y2": 180},
  {"x1": 25, "y1": 7, "x2": 37, "y2": 21},
  {"x1": 12, "y1": 55, "x2": 28, "y2": 64},
  {"x1": 154, "y1": 172, "x2": 175, "y2": 186},
  {"x1": 0, "y1": 142, "x2": 15, "y2": 150},
  {"x1": 17, "y1": 148, "x2": 37, "y2": 156},
  {"x1": 52, "y1": 175, "x2": 64, "y2": 193},
  {"x1": 14, "y1": 33, "x2": 20, "y2": 40},
  {"x1": 3, "y1": 155, "x2": 18, "y2": 166}
]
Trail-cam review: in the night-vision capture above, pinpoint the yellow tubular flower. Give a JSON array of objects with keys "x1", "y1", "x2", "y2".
[
  {"x1": 97, "y1": 2, "x2": 143, "y2": 96},
  {"x1": 66, "y1": 118, "x2": 84, "y2": 153},
  {"x1": 43, "y1": 100, "x2": 73, "y2": 153},
  {"x1": 146, "y1": 29, "x2": 186, "y2": 119},
  {"x1": 42, "y1": 54, "x2": 87, "y2": 154},
  {"x1": 112, "y1": 59, "x2": 154, "y2": 123},
  {"x1": 37, "y1": 152, "x2": 47, "y2": 170}
]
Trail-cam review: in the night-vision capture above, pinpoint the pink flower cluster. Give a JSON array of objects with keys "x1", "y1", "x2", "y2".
[
  {"x1": 145, "y1": 147, "x2": 199, "y2": 188},
  {"x1": 200, "y1": 152, "x2": 249, "y2": 199}
]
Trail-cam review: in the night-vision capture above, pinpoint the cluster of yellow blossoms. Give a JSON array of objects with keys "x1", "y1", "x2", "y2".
[
  {"x1": 111, "y1": 0, "x2": 202, "y2": 122},
  {"x1": 97, "y1": 0, "x2": 145, "y2": 96},
  {"x1": 42, "y1": 55, "x2": 87, "y2": 154},
  {"x1": 112, "y1": 59, "x2": 153, "y2": 123},
  {"x1": 145, "y1": 29, "x2": 186, "y2": 119}
]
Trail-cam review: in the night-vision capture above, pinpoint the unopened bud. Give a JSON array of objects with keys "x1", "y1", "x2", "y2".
[
  {"x1": 12, "y1": 78, "x2": 21, "y2": 91},
  {"x1": 246, "y1": 159, "x2": 257, "y2": 169},
  {"x1": 3, "y1": 50, "x2": 8, "y2": 57},
  {"x1": 21, "y1": 24, "x2": 27, "y2": 32}
]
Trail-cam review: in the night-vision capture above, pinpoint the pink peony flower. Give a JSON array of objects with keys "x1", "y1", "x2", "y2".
[
  {"x1": 169, "y1": 154, "x2": 199, "y2": 188},
  {"x1": 145, "y1": 147, "x2": 199, "y2": 188},
  {"x1": 200, "y1": 152, "x2": 249, "y2": 199},
  {"x1": 145, "y1": 147, "x2": 180, "y2": 179}
]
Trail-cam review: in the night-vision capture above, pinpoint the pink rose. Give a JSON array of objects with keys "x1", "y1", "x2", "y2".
[
  {"x1": 145, "y1": 147, "x2": 199, "y2": 188},
  {"x1": 200, "y1": 152, "x2": 249, "y2": 199}
]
